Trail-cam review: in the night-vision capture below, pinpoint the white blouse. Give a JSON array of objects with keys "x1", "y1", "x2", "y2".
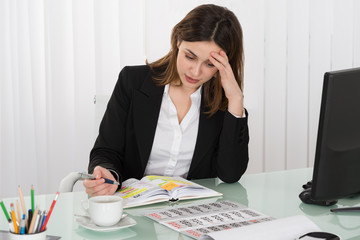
[{"x1": 144, "y1": 84, "x2": 201, "y2": 178}]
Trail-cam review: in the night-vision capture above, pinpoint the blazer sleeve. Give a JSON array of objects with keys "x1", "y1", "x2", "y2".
[
  {"x1": 88, "y1": 67, "x2": 133, "y2": 183},
  {"x1": 215, "y1": 109, "x2": 249, "y2": 183}
]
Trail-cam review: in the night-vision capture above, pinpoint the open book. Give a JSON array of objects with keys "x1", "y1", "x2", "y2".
[{"x1": 115, "y1": 176, "x2": 222, "y2": 208}]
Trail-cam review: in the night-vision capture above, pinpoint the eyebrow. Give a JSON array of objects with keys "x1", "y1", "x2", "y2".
[
  {"x1": 185, "y1": 48, "x2": 212, "y2": 63},
  {"x1": 185, "y1": 49, "x2": 198, "y2": 58}
]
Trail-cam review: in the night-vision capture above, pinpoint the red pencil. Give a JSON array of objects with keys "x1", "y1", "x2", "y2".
[{"x1": 40, "y1": 192, "x2": 59, "y2": 232}]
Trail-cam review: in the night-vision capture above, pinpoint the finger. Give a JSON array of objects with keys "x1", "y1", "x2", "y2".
[
  {"x1": 83, "y1": 178, "x2": 105, "y2": 189},
  {"x1": 85, "y1": 182, "x2": 108, "y2": 196},
  {"x1": 94, "y1": 166, "x2": 115, "y2": 181},
  {"x1": 99, "y1": 168, "x2": 115, "y2": 181},
  {"x1": 93, "y1": 166, "x2": 105, "y2": 179},
  {"x1": 210, "y1": 51, "x2": 229, "y2": 68},
  {"x1": 87, "y1": 184, "x2": 117, "y2": 196},
  {"x1": 219, "y1": 50, "x2": 229, "y2": 61},
  {"x1": 209, "y1": 55, "x2": 226, "y2": 73},
  {"x1": 95, "y1": 185, "x2": 118, "y2": 196}
]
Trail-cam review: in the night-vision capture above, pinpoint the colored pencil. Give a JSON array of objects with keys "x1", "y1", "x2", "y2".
[
  {"x1": 0, "y1": 200, "x2": 11, "y2": 222},
  {"x1": 41, "y1": 192, "x2": 59, "y2": 232},
  {"x1": 18, "y1": 186, "x2": 28, "y2": 231},
  {"x1": 16, "y1": 200, "x2": 21, "y2": 224},
  {"x1": 10, "y1": 203, "x2": 18, "y2": 233},
  {"x1": 28, "y1": 204, "x2": 39, "y2": 234},
  {"x1": 31, "y1": 185, "x2": 35, "y2": 212}
]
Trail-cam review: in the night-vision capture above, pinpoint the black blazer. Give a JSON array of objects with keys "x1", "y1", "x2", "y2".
[{"x1": 89, "y1": 65, "x2": 249, "y2": 184}]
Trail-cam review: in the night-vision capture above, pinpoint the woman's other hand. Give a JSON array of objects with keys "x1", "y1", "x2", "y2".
[{"x1": 210, "y1": 50, "x2": 244, "y2": 116}]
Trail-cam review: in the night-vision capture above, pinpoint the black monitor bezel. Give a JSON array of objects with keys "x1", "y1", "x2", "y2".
[{"x1": 311, "y1": 67, "x2": 360, "y2": 201}]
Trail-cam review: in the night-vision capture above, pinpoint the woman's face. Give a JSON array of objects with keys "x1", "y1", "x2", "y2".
[{"x1": 176, "y1": 40, "x2": 222, "y2": 92}]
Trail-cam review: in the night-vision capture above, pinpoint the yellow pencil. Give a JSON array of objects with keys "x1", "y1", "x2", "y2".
[
  {"x1": 18, "y1": 186, "x2": 28, "y2": 231},
  {"x1": 28, "y1": 204, "x2": 39, "y2": 234},
  {"x1": 10, "y1": 203, "x2": 18, "y2": 234}
]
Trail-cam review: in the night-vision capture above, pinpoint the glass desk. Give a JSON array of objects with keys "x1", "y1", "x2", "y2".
[{"x1": 1, "y1": 168, "x2": 360, "y2": 239}]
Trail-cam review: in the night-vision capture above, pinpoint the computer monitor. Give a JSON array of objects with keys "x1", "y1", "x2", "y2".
[{"x1": 303, "y1": 67, "x2": 360, "y2": 208}]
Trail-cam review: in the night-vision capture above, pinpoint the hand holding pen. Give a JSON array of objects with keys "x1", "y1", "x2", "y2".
[
  {"x1": 83, "y1": 166, "x2": 119, "y2": 197},
  {"x1": 80, "y1": 172, "x2": 120, "y2": 185}
]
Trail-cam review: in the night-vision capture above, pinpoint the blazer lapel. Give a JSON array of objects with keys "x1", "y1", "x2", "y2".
[
  {"x1": 188, "y1": 100, "x2": 224, "y2": 177},
  {"x1": 133, "y1": 73, "x2": 164, "y2": 169}
]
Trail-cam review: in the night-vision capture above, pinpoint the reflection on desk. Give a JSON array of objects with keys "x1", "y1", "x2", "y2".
[{"x1": 0, "y1": 168, "x2": 359, "y2": 240}]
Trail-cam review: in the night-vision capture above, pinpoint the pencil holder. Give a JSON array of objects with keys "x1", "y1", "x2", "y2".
[{"x1": 9, "y1": 230, "x2": 47, "y2": 240}]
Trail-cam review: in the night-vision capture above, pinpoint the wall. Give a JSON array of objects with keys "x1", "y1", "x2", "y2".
[{"x1": 1, "y1": 0, "x2": 360, "y2": 197}]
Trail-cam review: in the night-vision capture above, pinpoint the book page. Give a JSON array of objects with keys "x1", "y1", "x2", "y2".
[
  {"x1": 141, "y1": 176, "x2": 195, "y2": 190},
  {"x1": 115, "y1": 176, "x2": 222, "y2": 208},
  {"x1": 141, "y1": 176, "x2": 222, "y2": 200},
  {"x1": 115, "y1": 178, "x2": 169, "y2": 208}
]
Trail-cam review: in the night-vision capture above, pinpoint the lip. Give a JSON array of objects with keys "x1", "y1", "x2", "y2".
[{"x1": 185, "y1": 75, "x2": 200, "y2": 84}]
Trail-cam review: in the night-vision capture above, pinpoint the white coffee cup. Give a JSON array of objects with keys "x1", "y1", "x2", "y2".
[{"x1": 87, "y1": 195, "x2": 123, "y2": 227}]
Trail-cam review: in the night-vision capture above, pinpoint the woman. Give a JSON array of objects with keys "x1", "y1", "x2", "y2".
[{"x1": 84, "y1": 4, "x2": 249, "y2": 196}]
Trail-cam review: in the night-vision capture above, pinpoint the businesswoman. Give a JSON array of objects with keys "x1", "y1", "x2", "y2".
[{"x1": 84, "y1": 4, "x2": 249, "y2": 196}]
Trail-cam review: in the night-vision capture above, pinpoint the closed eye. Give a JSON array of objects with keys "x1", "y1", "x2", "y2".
[
  {"x1": 185, "y1": 54, "x2": 195, "y2": 60},
  {"x1": 207, "y1": 62, "x2": 215, "y2": 67}
]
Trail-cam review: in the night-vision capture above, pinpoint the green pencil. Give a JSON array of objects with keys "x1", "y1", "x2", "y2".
[
  {"x1": 31, "y1": 185, "x2": 35, "y2": 212},
  {"x1": 0, "y1": 200, "x2": 11, "y2": 222}
]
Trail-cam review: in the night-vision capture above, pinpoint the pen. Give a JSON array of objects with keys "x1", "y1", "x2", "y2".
[
  {"x1": 32, "y1": 210, "x2": 41, "y2": 233},
  {"x1": 37, "y1": 210, "x2": 45, "y2": 233},
  {"x1": 0, "y1": 200, "x2": 11, "y2": 222},
  {"x1": 28, "y1": 209, "x2": 32, "y2": 231},
  {"x1": 10, "y1": 203, "x2": 18, "y2": 234},
  {"x1": 80, "y1": 172, "x2": 120, "y2": 185},
  {"x1": 20, "y1": 214, "x2": 25, "y2": 234},
  {"x1": 39, "y1": 210, "x2": 47, "y2": 232},
  {"x1": 41, "y1": 192, "x2": 59, "y2": 232}
]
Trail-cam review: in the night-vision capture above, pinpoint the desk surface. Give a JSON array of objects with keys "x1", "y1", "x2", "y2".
[{"x1": 1, "y1": 168, "x2": 360, "y2": 240}]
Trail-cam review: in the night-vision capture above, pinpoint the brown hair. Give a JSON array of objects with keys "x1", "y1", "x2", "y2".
[{"x1": 147, "y1": 4, "x2": 244, "y2": 116}]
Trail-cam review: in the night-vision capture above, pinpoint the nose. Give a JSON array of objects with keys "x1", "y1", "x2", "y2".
[{"x1": 191, "y1": 63, "x2": 202, "y2": 77}]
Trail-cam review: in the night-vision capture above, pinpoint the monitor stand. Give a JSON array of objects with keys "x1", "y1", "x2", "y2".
[
  {"x1": 300, "y1": 181, "x2": 360, "y2": 211},
  {"x1": 299, "y1": 188, "x2": 338, "y2": 206},
  {"x1": 299, "y1": 180, "x2": 338, "y2": 206}
]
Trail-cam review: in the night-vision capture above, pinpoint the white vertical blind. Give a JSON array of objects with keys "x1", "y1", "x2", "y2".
[
  {"x1": 236, "y1": 0, "x2": 265, "y2": 173},
  {"x1": 286, "y1": 0, "x2": 310, "y2": 170},
  {"x1": 1, "y1": 0, "x2": 360, "y2": 197},
  {"x1": 332, "y1": 0, "x2": 354, "y2": 70},
  {"x1": 264, "y1": 0, "x2": 287, "y2": 171},
  {"x1": 308, "y1": 0, "x2": 332, "y2": 168},
  {"x1": 94, "y1": 0, "x2": 120, "y2": 95},
  {"x1": 355, "y1": 0, "x2": 360, "y2": 67}
]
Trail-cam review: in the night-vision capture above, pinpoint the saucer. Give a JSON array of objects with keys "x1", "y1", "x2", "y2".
[{"x1": 75, "y1": 216, "x2": 137, "y2": 232}]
